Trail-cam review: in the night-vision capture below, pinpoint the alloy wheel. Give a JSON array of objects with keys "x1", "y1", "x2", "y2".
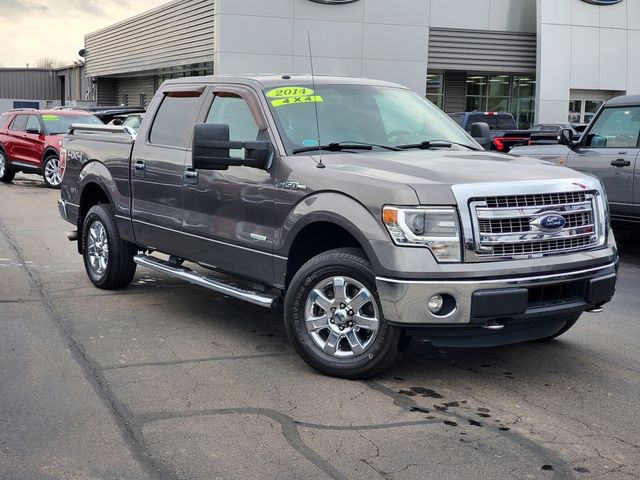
[
  {"x1": 305, "y1": 276, "x2": 380, "y2": 358},
  {"x1": 45, "y1": 157, "x2": 62, "y2": 186},
  {"x1": 87, "y1": 220, "x2": 109, "y2": 277}
]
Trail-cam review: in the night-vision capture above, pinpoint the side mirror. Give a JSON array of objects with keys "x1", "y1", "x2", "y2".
[
  {"x1": 470, "y1": 122, "x2": 491, "y2": 149},
  {"x1": 192, "y1": 123, "x2": 271, "y2": 171},
  {"x1": 558, "y1": 128, "x2": 575, "y2": 147},
  {"x1": 26, "y1": 127, "x2": 41, "y2": 135}
]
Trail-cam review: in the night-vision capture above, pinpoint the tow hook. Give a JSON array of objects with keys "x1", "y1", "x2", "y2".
[
  {"x1": 66, "y1": 230, "x2": 78, "y2": 241},
  {"x1": 481, "y1": 319, "x2": 505, "y2": 330},
  {"x1": 586, "y1": 305, "x2": 605, "y2": 313}
]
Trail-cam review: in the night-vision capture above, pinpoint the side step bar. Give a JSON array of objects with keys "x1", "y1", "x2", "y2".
[{"x1": 133, "y1": 254, "x2": 282, "y2": 309}]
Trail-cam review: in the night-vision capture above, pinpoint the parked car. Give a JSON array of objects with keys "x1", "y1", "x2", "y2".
[
  {"x1": 448, "y1": 111, "x2": 531, "y2": 152},
  {"x1": 510, "y1": 95, "x2": 640, "y2": 227},
  {"x1": 0, "y1": 109, "x2": 103, "y2": 187},
  {"x1": 85, "y1": 106, "x2": 146, "y2": 124},
  {"x1": 58, "y1": 75, "x2": 618, "y2": 378}
]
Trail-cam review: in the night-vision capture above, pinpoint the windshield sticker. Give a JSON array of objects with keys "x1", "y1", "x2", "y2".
[
  {"x1": 302, "y1": 139, "x2": 319, "y2": 147},
  {"x1": 271, "y1": 95, "x2": 324, "y2": 107},
  {"x1": 41, "y1": 115, "x2": 60, "y2": 121},
  {"x1": 266, "y1": 87, "x2": 315, "y2": 98}
]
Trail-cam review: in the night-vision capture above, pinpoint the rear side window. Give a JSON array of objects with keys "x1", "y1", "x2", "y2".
[
  {"x1": 149, "y1": 95, "x2": 200, "y2": 147},
  {"x1": 10, "y1": 115, "x2": 28, "y2": 132}
]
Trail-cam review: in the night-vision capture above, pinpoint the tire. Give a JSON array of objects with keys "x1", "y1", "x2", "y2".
[
  {"x1": 82, "y1": 204, "x2": 137, "y2": 290},
  {"x1": 284, "y1": 248, "x2": 401, "y2": 379},
  {"x1": 43, "y1": 155, "x2": 62, "y2": 189},
  {"x1": 0, "y1": 150, "x2": 15, "y2": 183},
  {"x1": 535, "y1": 315, "x2": 580, "y2": 342}
]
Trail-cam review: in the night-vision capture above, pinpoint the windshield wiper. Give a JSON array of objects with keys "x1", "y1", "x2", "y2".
[
  {"x1": 292, "y1": 142, "x2": 373, "y2": 154},
  {"x1": 397, "y1": 140, "x2": 482, "y2": 151}
]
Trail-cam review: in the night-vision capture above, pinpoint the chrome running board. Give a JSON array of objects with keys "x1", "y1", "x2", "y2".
[{"x1": 133, "y1": 254, "x2": 282, "y2": 309}]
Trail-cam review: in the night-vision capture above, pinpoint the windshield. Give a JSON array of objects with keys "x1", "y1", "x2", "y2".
[
  {"x1": 264, "y1": 84, "x2": 478, "y2": 154},
  {"x1": 42, "y1": 114, "x2": 103, "y2": 134}
]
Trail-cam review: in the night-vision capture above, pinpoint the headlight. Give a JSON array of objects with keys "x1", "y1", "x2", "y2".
[{"x1": 383, "y1": 206, "x2": 462, "y2": 262}]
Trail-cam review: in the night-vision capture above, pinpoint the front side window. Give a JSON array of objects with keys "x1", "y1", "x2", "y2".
[
  {"x1": 585, "y1": 107, "x2": 640, "y2": 148},
  {"x1": 205, "y1": 94, "x2": 259, "y2": 157},
  {"x1": 149, "y1": 95, "x2": 200, "y2": 147},
  {"x1": 266, "y1": 84, "x2": 474, "y2": 154},
  {"x1": 26, "y1": 115, "x2": 41, "y2": 133}
]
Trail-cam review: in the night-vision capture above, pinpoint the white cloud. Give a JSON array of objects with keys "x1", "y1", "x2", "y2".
[{"x1": 0, "y1": 0, "x2": 168, "y2": 67}]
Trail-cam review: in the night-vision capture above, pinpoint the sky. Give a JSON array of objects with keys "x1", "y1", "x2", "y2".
[{"x1": 0, "y1": 0, "x2": 169, "y2": 67}]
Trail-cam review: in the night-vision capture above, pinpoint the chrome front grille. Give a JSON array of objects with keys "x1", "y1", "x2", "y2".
[{"x1": 470, "y1": 191, "x2": 600, "y2": 259}]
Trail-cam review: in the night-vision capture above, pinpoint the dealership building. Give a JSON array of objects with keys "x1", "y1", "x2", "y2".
[{"x1": 83, "y1": 0, "x2": 640, "y2": 128}]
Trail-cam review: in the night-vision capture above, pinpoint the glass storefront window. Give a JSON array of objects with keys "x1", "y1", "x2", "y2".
[
  {"x1": 584, "y1": 100, "x2": 603, "y2": 123},
  {"x1": 426, "y1": 73, "x2": 444, "y2": 109},
  {"x1": 568, "y1": 99, "x2": 604, "y2": 124},
  {"x1": 462, "y1": 74, "x2": 536, "y2": 128}
]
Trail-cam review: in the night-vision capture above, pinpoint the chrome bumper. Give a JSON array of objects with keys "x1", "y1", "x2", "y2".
[
  {"x1": 57, "y1": 199, "x2": 69, "y2": 221},
  {"x1": 376, "y1": 262, "x2": 617, "y2": 325}
]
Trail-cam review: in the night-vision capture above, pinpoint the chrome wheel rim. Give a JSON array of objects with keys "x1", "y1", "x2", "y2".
[
  {"x1": 44, "y1": 157, "x2": 61, "y2": 186},
  {"x1": 87, "y1": 220, "x2": 109, "y2": 276},
  {"x1": 305, "y1": 276, "x2": 380, "y2": 358},
  {"x1": 0, "y1": 152, "x2": 6, "y2": 178}
]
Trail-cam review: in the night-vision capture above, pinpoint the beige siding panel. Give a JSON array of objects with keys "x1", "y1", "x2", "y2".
[
  {"x1": 429, "y1": 28, "x2": 537, "y2": 73},
  {"x1": 85, "y1": 0, "x2": 215, "y2": 77}
]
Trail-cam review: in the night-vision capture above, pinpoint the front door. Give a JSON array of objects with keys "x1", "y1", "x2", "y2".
[
  {"x1": 182, "y1": 87, "x2": 277, "y2": 286},
  {"x1": 131, "y1": 87, "x2": 203, "y2": 253},
  {"x1": 568, "y1": 105, "x2": 640, "y2": 220}
]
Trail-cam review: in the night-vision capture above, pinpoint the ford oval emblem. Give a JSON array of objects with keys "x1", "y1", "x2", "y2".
[
  {"x1": 581, "y1": 0, "x2": 623, "y2": 5},
  {"x1": 533, "y1": 214, "x2": 567, "y2": 233}
]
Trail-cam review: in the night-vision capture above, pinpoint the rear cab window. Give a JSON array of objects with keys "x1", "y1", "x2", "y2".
[
  {"x1": 465, "y1": 114, "x2": 516, "y2": 131},
  {"x1": 149, "y1": 93, "x2": 202, "y2": 148}
]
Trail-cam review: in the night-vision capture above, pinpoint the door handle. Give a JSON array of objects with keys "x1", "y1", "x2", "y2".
[
  {"x1": 134, "y1": 159, "x2": 146, "y2": 170},
  {"x1": 611, "y1": 159, "x2": 631, "y2": 167}
]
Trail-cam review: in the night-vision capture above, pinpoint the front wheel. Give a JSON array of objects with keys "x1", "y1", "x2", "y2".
[
  {"x1": 43, "y1": 155, "x2": 62, "y2": 188},
  {"x1": 284, "y1": 248, "x2": 401, "y2": 379},
  {"x1": 0, "y1": 151, "x2": 15, "y2": 183},
  {"x1": 82, "y1": 204, "x2": 137, "y2": 289}
]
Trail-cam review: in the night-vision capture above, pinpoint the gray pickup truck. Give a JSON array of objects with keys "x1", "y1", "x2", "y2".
[
  {"x1": 58, "y1": 75, "x2": 618, "y2": 378},
  {"x1": 511, "y1": 95, "x2": 640, "y2": 227}
]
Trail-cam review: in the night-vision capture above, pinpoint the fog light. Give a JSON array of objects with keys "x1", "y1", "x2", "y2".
[{"x1": 428, "y1": 295, "x2": 444, "y2": 314}]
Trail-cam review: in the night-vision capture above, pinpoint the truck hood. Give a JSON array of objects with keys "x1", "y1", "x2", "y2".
[{"x1": 312, "y1": 149, "x2": 592, "y2": 204}]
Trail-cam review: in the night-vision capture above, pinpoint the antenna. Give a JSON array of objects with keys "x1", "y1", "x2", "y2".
[{"x1": 307, "y1": 31, "x2": 325, "y2": 169}]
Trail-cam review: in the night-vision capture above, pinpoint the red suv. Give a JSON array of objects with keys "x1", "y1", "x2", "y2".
[{"x1": 0, "y1": 109, "x2": 103, "y2": 188}]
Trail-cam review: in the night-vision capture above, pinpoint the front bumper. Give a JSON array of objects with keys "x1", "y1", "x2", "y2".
[{"x1": 376, "y1": 261, "x2": 617, "y2": 325}]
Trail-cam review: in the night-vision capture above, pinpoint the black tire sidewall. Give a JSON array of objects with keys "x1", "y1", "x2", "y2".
[
  {"x1": 0, "y1": 151, "x2": 14, "y2": 182},
  {"x1": 285, "y1": 250, "x2": 399, "y2": 378},
  {"x1": 43, "y1": 155, "x2": 61, "y2": 189},
  {"x1": 82, "y1": 205, "x2": 120, "y2": 287}
]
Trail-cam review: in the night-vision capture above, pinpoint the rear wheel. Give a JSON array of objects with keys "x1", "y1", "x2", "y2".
[
  {"x1": 0, "y1": 151, "x2": 15, "y2": 183},
  {"x1": 284, "y1": 248, "x2": 401, "y2": 379},
  {"x1": 82, "y1": 204, "x2": 137, "y2": 290},
  {"x1": 43, "y1": 155, "x2": 62, "y2": 188}
]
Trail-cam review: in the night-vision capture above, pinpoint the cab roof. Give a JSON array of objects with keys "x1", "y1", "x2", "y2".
[
  {"x1": 161, "y1": 74, "x2": 408, "y2": 90},
  {"x1": 605, "y1": 95, "x2": 640, "y2": 107}
]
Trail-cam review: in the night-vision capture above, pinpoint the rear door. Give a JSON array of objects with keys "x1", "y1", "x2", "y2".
[
  {"x1": 5, "y1": 115, "x2": 29, "y2": 163},
  {"x1": 568, "y1": 106, "x2": 639, "y2": 220},
  {"x1": 131, "y1": 86, "x2": 204, "y2": 253}
]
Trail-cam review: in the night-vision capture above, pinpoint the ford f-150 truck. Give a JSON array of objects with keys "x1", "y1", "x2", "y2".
[{"x1": 58, "y1": 75, "x2": 618, "y2": 378}]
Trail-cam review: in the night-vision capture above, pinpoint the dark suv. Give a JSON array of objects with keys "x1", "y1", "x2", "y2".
[{"x1": 0, "y1": 109, "x2": 102, "y2": 188}]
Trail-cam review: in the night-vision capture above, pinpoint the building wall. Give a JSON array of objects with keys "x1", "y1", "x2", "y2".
[
  {"x1": 214, "y1": 0, "x2": 536, "y2": 95},
  {"x1": 84, "y1": 0, "x2": 215, "y2": 78},
  {"x1": 536, "y1": 0, "x2": 640, "y2": 123},
  {"x1": 0, "y1": 69, "x2": 59, "y2": 100}
]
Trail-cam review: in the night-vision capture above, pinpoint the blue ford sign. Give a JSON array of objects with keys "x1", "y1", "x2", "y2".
[
  {"x1": 533, "y1": 214, "x2": 567, "y2": 233},
  {"x1": 581, "y1": 0, "x2": 623, "y2": 5}
]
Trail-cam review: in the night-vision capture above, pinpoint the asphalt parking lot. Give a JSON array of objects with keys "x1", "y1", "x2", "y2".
[{"x1": 1, "y1": 174, "x2": 639, "y2": 480}]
